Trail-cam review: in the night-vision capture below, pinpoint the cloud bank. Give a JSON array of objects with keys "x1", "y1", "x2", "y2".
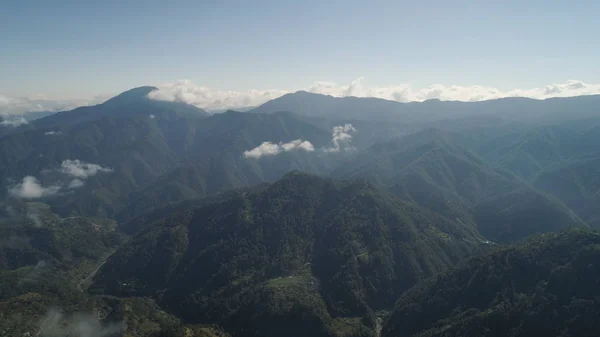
[
  {"x1": 60, "y1": 159, "x2": 113, "y2": 179},
  {"x1": 244, "y1": 139, "x2": 315, "y2": 159},
  {"x1": 5, "y1": 79, "x2": 600, "y2": 114},
  {"x1": 306, "y1": 78, "x2": 600, "y2": 103},
  {"x1": 0, "y1": 94, "x2": 108, "y2": 117},
  {"x1": 9, "y1": 176, "x2": 61, "y2": 199},
  {"x1": 147, "y1": 79, "x2": 600, "y2": 111},
  {"x1": 148, "y1": 79, "x2": 287, "y2": 111}
]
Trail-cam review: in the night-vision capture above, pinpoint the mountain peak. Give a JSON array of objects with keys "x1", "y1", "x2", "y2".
[{"x1": 103, "y1": 86, "x2": 158, "y2": 105}]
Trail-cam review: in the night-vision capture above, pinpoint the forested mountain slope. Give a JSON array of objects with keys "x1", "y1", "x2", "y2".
[
  {"x1": 333, "y1": 129, "x2": 585, "y2": 243},
  {"x1": 93, "y1": 172, "x2": 487, "y2": 337},
  {"x1": 383, "y1": 229, "x2": 600, "y2": 337}
]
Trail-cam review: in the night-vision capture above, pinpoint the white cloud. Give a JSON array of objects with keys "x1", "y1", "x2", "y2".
[
  {"x1": 67, "y1": 179, "x2": 84, "y2": 189},
  {"x1": 7, "y1": 161, "x2": 111, "y2": 199},
  {"x1": 0, "y1": 116, "x2": 28, "y2": 127},
  {"x1": 280, "y1": 139, "x2": 315, "y2": 152},
  {"x1": 37, "y1": 308, "x2": 123, "y2": 337},
  {"x1": 244, "y1": 139, "x2": 315, "y2": 159},
  {"x1": 148, "y1": 79, "x2": 287, "y2": 111},
  {"x1": 326, "y1": 124, "x2": 356, "y2": 153},
  {"x1": 243, "y1": 125, "x2": 356, "y2": 158},
  {"x1": 44, "y1": 131, "x2": 62, "y2": 136},
  {"x1": 60, "y1": 160, "x2": 112, "y2": 179},
  {"x1": 305, "y1": 78, "x2": 600, "y2": 103},
  {"x1": 149, "y1": 114, "x2": 155, "y2": 119},
  {"x1": 9, "y1": 176, "x2": 61, "y2": 199},
  {"x1": 146, "y1": 79, "x2": 600, "y2": 111},
  {"x1": 244, "y1": 142, "x2": 281, "y2": 159}
]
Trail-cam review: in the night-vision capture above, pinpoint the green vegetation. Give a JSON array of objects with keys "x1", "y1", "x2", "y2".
[
  {"x1": 92, "y1": 172, "x2": 485, "y2": 337},
  {"x1": 3, "y1": 89, "x2": 600, "y2": 336},
  {"x1": 334, "y1": 129, "x2": 586, "y2": 243},
  {"x1": 383, "y1": 229, "x2": 600, "y2": 337},
  {"x1": 0, "y1": 102, "x2": 333, "y2": 221}
]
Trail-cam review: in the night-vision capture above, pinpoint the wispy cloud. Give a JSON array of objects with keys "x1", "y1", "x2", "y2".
[
  {"x1": 67, "y1": 179, "x2": 84, "y2": 189},
  {"x1": 37, "y1": 308, "x2": 123, "y2": 337},
  {"x1": 44, "y1": 131, "x2": 62, "y2": 136},
  {"x1": 325, "y1": 124, "x2": 356, "y2": 153},
  {"x1": 9, "y1": 176, "x2": 61, "y2": 199},
  {"x1": 0, "y1": 94, "x2": 108, "y2": 117},
  {"x1": 60, "y1": 159, "x2": 113, "y2": 179},
  {"x1": 244, "y1": 139, "x2": 315, "y2": 159},
  {"x1": 0, "y1": 116, "x2": 28, "y2": 127}
]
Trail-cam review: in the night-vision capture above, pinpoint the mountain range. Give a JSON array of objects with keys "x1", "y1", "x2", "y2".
[
  {"x1": 1, "y1": 86, "x2": 600, "y2": 337},
  {"x1": 92, "y1": 172, "x2": 485, "y2": 337}
]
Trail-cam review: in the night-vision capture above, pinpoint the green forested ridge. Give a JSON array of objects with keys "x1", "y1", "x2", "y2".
[
  {"x1": 333, "y1": 129, "x2": 586, "y2": 243},
  {"x1": 382, "y1": 229, "x2": 600, "y2": 337},
  {"x1": 92, "y1": 172, "x2": 485, "y2": 337},
  {"x1": 0, "y1": 204, "x2": 123, "y2": 336},
  {"x1": 0, "y1": 202, "x2": 124, "y2": 271},
  {"x1": 480, "y1": 119, "x2": 600, "y2": 226},
  {"x1": 532, "y1": 156, "x2": 600, "y2": 227},
  {"x1": 0, "y1": 203, "x2": 228, "y2": 337},
  {"x1": 116, "y1": 184, "x2": 269, "y2": 234}
]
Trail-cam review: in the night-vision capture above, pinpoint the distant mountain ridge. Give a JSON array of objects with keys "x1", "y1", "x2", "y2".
[
  {"x1": 0, "y1": 105, "x2": 336, "y2": 219},
  {"x1": 333, "y1": 129, "x2": 587, "y2": 243},
  {"x1": 251, "y1": 90, "x2": 600, "y2": 125}
]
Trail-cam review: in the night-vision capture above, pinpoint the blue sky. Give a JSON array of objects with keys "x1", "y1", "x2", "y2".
[{"x1": 1, "y1": 0, "x2": 599, "y2": 109}]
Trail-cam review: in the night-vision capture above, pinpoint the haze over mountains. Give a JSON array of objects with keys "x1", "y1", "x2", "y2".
[{"x1": 1, "y1": 85, "x2": 600, "y2": 337}]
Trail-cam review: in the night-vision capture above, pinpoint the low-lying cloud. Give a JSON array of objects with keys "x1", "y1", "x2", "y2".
[
  {"x1": 0, "y1": 94, "x2": 109, "y2": 117},
  {"x1": 9, "y1": 176, "x2": 61, "y2": 199},
  {"x1": 244, "y1": 139, "x2": 315, "y2": 159},
  {"x1": 8, "y1": 160, "x2": 112, "y2": 198},
  {"x1": 243, "y1": 124, "x2": 356, "y2": 159},
  {"x1": 44, "y1": 131, "x2": 62, "y2": 136},
  {"x1": 0, "y1": 116, "x2": 28, "y2": 127},
  {"x1": 60, "y1": 159, "x2": 113, "y2": 179},
  {"x1": 37, "y1": 308, "x2": 123, "y2": 337},
  {"x1": 326, "y1": 124, "x2": 356, "y2": 153},
  {"x1": 67, "y1": 178, "x2": 84, "y2": 189},
  {"x1": 146, "y1": 79, "x2": 600, "y2": 111}
]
